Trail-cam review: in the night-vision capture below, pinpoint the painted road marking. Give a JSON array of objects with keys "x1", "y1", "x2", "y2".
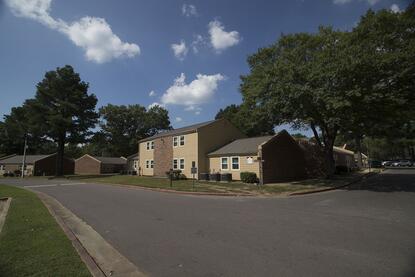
[{"x1": 24, "y1": 183, "x2": 86, "y2": 188}]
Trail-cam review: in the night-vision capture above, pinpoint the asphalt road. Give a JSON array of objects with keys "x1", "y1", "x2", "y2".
[{"x1": 2, "y1": 169, "x2": 415, "y2": 277}]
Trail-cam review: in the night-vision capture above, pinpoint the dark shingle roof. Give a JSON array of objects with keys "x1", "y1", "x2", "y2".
[
  {"x1": 93, "y1": 156, "x2": 127, "y2": 165},
  {"x1": 208, "y1": 136, "x2": 273, "y2": 156},
  {"x1": 0, "y1": 154, "x2": 52, "y2": 164},
  {"x1": 139, "y1": 119, "x2": 218, "y2": 142},
  {"x1": 126, "y1": 153, "x2": 139, "y2": 160}
]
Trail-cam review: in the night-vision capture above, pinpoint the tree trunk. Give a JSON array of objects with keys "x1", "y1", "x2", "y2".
[
  {"x1": 324, "y1": 145, "x2": 336, "y2": 178},
  {"x1": 56, "y1": 134, "x2": 65, "y2": 176}
]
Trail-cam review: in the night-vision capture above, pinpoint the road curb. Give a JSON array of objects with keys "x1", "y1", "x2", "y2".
[
  {"x1": 31, "y1": 190, "x2": 147, "y2": 277},
  {"x1": 0, "y1": 197, "x2": 12, "y2": 235},
  {"x1": 93, "y1": 182, "x2": 255, "y2": 197},
  {"x1": 288, "y1": 172, "x2": 378, "y2": 196}
]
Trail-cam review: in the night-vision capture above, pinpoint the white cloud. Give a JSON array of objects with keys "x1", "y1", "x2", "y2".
[
  {"x1": 195, "y1": 111, "x2": 201, "y2": 115},
  {"x1": 333, "y1": 0, "x2": 380, "y2": 5},
  {"x1": 191, "y1": 34, "x2": 205, "y2": 54},
  {"x1": 171, "y1": 40, "x2": 188, "y2": 60},
  {"x1": 149, "y1": 90, "x2": 156, "y2": 97},
  {"x1": 182, "y1": 4, "x2": 198, "y2": 17},
  {"x1": 175, "y1": 117, "x2": 183, "y2": 122},
  {"x1": 5, "y1": 0, "x2": 140, "y2": 63},
  {"x1": 148, "y1": 102, "x2": 165, "y2": 109},
  {"x1": 161, "y1": 73, "x2": 225, "y2": 107},
  {"x1": 390, "y1": 4, "x2": 401, "y2": 13},
  {"x1": 208, "y1": 20, "x2": 240, "y2": 52}
]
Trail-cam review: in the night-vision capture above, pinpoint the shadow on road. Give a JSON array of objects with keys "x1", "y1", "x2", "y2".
[{"x1": 346, "y1": 169, "x2": 415, "y2": 193}]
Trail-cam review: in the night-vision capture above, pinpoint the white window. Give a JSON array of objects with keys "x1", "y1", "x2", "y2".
[
  {"x1": 180, "y1": 135, "x2": 185, "y2": 146},
  {"x1": 173, "y1": 159, "x2": 178, "y2": 170},
  {"x1": 150, "y1": 160, "x2": 154, "y2": 168},
  {"x1": 146, "y1": 142, "x2": 150, "y2": 150},
  {"x1": 151, "y1": 141, "x2": 154, "y2": 149},
  {"x1": 146, "y1": 160, "x2": 150, "y2": 168},
  {"x1": 179, "y1": 158, "x2": 185, "y2": 170},
  {"x1": 173, "y1": 136, "x2": 178, "y2": 147},
  {"x1": 221, "y1": 157, "x2": 229, "y2": 170},
  {"x1": 231, "y1": 157, "x2": 240, "y2": 170}
]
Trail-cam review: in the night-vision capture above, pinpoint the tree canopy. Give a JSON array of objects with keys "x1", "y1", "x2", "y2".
[
  {"x1": 26, "y1": 65, "x2": 98, "y2": 175},
  {"x1": 240, "y1": 7, "x2": 415, "y2": 175},
  {"x1": 215, "y1": 104, "x2": 275, "y2": 137},
  {"x1": 97, "y1": 104, "x2": 171, "y2": 156}
]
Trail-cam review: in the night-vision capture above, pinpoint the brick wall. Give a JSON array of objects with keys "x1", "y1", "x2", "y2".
[
  {"x1": 260, "y1": 131, "x2": 307, "y2": 183},
  {"x1": 34, "y1": 155, "x2": 74, "y2": 176},
  {"x1": 154, "y1": 137, "x2": 173, "y2": 177},
  {"x1": 75, "y1": 155, "x2": 101, "y2": 175}
]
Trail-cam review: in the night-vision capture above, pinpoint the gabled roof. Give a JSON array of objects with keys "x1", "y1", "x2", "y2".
[
  {"x1": 126, "y1": 153, "x2": 139, "y2": 160},
  {"x1": 94, "y1": 156, "x2": 127, "y2": 165},
  {"x1": 78, "y1": 154, "x2": 127, "y2": 165},
  {"x1": 333, "y1": 146, "x2": 354, "y2": 155},
  {"x1": 0, "y1": 154, "x2": 54, "y2": 164},
  {"x1": 208, "y1": 136, "x2": 273, "y2": 156},
  {"x1": 139, "y1": 119, "x2": 219, "y2": 142}
]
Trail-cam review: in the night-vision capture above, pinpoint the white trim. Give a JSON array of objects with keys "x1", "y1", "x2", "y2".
[
  {"x1": 150, "y1": 160, "x2": 154, "y2": 168},
  {"x1": 173, "y1": 136, "x2": 179, "y2": 147},
  {"x1": 179, "y1": 158, "x2": 185, "y2": 170},
  {"x1": 231, "y1": 156, "x2": 240, "y2": 171},
  {"x1": 179, "y1": 135, "x2": 185, "y2": 146},
  {"x1": 220, "y1": 157, "x2": 229, "y2": 171}
]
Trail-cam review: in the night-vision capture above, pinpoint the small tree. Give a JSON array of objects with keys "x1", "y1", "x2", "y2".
[{"x1": 27, "y1": 65, "x2": 98, "y2": 176}]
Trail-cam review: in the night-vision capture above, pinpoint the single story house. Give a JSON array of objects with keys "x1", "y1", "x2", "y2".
[
  {"x1": 74, "y1": 154, "x2": 127, "y2": 175},
  {"x1": 0, "y1": 153, "x2": 74, "y2": 176},
  {"x1": 333, "y1": 146, "x2": 356, "y2": 170},
  {"x1": 126, "y1": 153, "x2": 139, "y2": 174},
  {"x1": 138, "y1": 119, "x2": 245, "y2": 178},
  {"x1": 208, "y1": 130, "x2": 308, "y2": 184}
]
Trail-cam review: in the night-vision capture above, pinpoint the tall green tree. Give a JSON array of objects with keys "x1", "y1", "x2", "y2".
[
  {"x1": 215, "y1": 104, "x2": 275, "y2": 137},
  {"x1": 241, "y1": 27, "x2": 350, "y2": 175},
  {"x1": 0, "y1": 104, "x2": 55, "y2": 155},
  {"x1": 27, "y1": 65, "x2": 98, "y2": 176},
  {"x1": 98, "y1": 104, "x2": 171, "y2": 156}
]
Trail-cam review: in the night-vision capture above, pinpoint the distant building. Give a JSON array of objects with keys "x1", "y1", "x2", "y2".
[
  {"x1": 0, "y1": 153, "x2": 74, "y2": 176},
  {"x1": 126, "y1": 153, "x2": 139, "y2": 174},
  {"x1": 74, "y1": 154, "x2": 127, "y2": 175}
]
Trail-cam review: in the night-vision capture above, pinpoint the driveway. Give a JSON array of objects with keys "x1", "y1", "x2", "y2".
[{"x1": 1, "y1": 169, "x2": 415, "y2": 277}]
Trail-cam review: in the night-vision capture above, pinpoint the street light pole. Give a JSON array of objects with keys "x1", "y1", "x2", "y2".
[{"x1": 21, "y1": 135, "x2": 28, "y2": 178}]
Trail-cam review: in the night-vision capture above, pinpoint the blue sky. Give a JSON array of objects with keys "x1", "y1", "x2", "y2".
[{"x1": 0, "y1": 0, "x2": 409, "y2": 136}]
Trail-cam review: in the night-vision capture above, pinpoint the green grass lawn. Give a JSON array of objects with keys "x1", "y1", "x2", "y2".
[
  {"x1": 0, "y1": 184, "x2": 91, "y2": 277},
  {"x1": 82, "y1": 172, "x2": 368, "y2": 195}
]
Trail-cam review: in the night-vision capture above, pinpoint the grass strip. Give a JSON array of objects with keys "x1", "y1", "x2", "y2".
[{"x1": 0, "y1": 184, "x2": 91, "y2": 277}]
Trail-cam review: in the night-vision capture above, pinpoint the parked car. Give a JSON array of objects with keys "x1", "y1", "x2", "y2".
[
  {"x1": 393, "y1": 160, "x2": 413, "y2": 167},
  {"x1": 382, "y1": 161, "x2": 393, "y2": 167}
]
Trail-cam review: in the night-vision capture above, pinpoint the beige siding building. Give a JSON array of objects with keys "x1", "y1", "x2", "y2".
[
  {"x1": 208, "y1": 131, "x2": 308, "y2": 183},
  {"x1": 138, "y1": 119, "x2": 245, "y2": 178}
]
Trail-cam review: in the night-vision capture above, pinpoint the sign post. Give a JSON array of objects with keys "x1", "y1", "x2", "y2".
[{"x1": 191, "y1": 161, "x2": 197, "y2": 190}]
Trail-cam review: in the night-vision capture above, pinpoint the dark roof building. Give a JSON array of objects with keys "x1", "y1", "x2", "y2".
[
  {"x1": 0, "y1": 153, "x2": 74, "y2": 176},
  {"x1": 208, "y1": 136, "x2": 273, "y2": 156},
  {"x1": 74, "y1": 154, "x2": 127, "y2": 175}
]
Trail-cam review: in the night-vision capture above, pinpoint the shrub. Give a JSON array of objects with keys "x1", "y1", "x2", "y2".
[
  {"x1": 165, "y1": 170, "x2": 182, "y2": 180},
  {"x1": 14, "y1": 170, "x2": 21, "y2": 177},
  {"x1": 3, "y1": 172, "x2": 9, "y2": 177},
  {"x1": 240, "y1": 172, "x2": 258, "y2": 183}
]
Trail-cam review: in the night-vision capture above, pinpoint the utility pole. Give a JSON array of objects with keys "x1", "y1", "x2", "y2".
[{"x1": 21, "y1": 135, "x2": 28, "y2": 178}]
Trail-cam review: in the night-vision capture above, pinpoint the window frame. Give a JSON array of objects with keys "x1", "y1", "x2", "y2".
[
  {"x1": 150, "y1": 160, "x2": 154, "y2": 168},
  {"x1": 173, "y1": 159, "x2": 178, "y2": 170},
  {"x1": 151, "y1": 141, "x2": 154, "y2": 149},
  {"x1": 146, "y1": 160, "x2": 150, "y2": 169},
  {"x1": 173, "y1": 136, "x2": 178, "y2": 147},
  {"x1": 179, "y1": 158, "x2": 185, "y2": 170},
  {"x1": 220, "y1": 157, "x2": 229, "y2": 170},
  {"x1": 231, "y1": 156, "x2": 240, "y2": 171},
  {"x1": 179, "y1": 135, "x2": 185, "y2": 146}
]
